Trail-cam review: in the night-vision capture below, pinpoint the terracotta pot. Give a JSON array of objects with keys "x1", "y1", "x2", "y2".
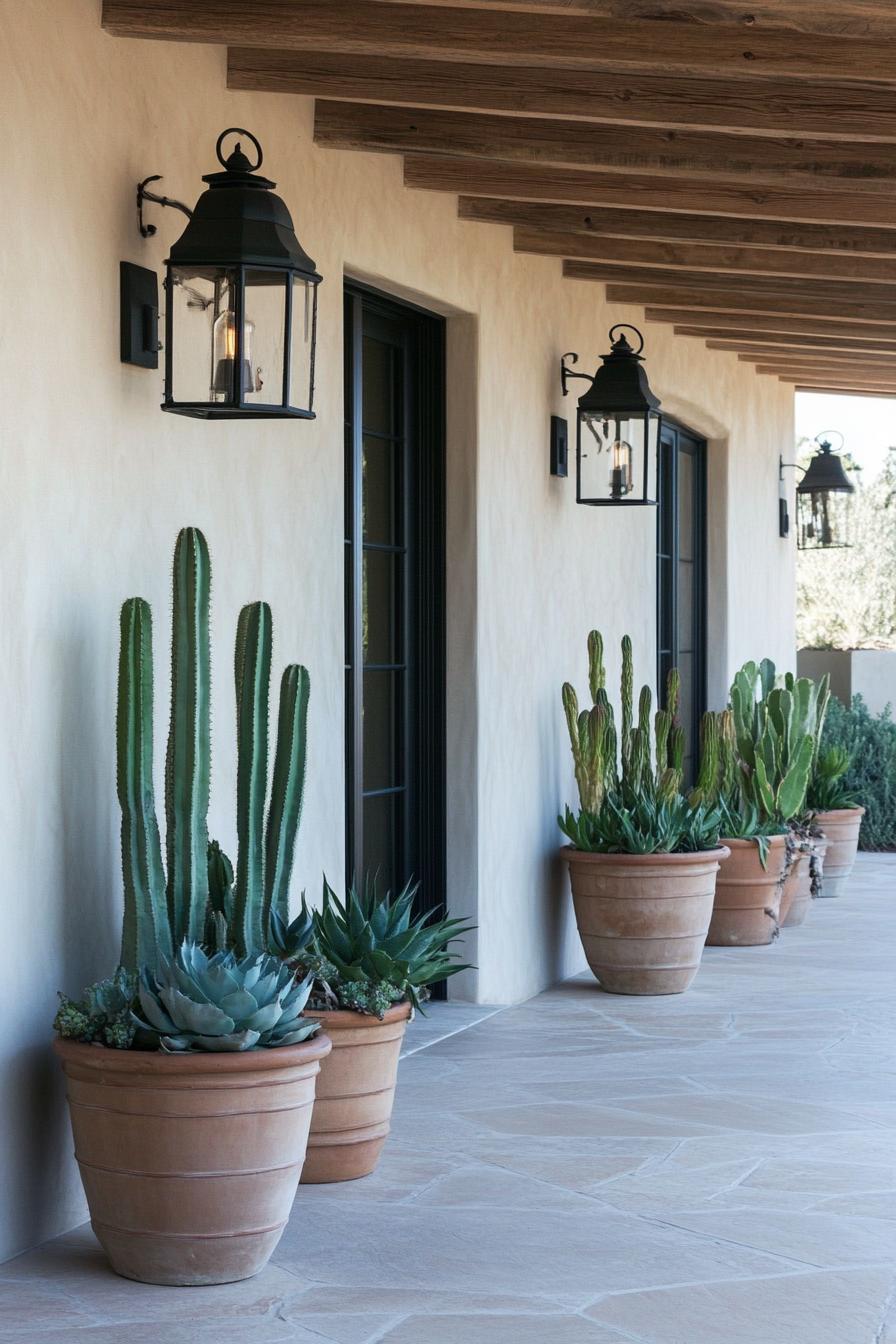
[
  {"x1": 300, "y1": 1001, "x2": 412, "y2": 1183},
  {"x1": 706, "y1": 835, "x2": 788, "y2": 946},
  {"x1": 563, "y1": 846, "x2": 729, "y2": 995},
  {"x1": 780, "y1": 839, "x2": 829, "y2": 927},
  {"x1": 54, "y1": 1034, "x2": 331, "y2": 1286},
  {"x1": 815, "y1": 807, "x2": 865, "y2": 897}
]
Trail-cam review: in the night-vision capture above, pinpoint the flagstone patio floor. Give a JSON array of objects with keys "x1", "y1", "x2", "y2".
[{"x1": 4, "y1": 853, "x2": 896, "y2": 1343}]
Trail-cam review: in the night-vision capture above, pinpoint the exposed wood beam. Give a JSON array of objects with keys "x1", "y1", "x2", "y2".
[
  {"x1": 405, "y1": 158, "x2": 896, "y2": 228},
  {"x1": 793, "y1": 387, "x2": 896, "y2": 397},
  {"x1": 567, "y1": 261, "x2": 896, "y2": 303},
  {"x1": 365, "y1": 0, "x2": 896, "y2": 41},
  {"x1": 102, "y1": 2, "x2": 896, "y2": 83},
  {"x1": 459, "y1": 200, "x2": 896, "y2": 256},
  {"x1": 607, "y1": 283, "x2": 896, "y2": 324},
  {"x1": 703, "y1": 338, "x2": 896, "y2": 356},
  {"x1": 647, "y1": 309, "x2": 896, "y2": 339},
  {"x1": 513, "y1": 229, "x2": 896, "y2": 284},
  {"x1": 740, "y1": 356, "x2": 896, "y2": 374},
  {"x1": 315, "y1": 103, "x2": 896, "y2": 190},
  {"x1": 765, "y1": 370, "x2": 896, "y2": 388},
  {"x1": 228, "y1": 49, "x2": 896, "y2": 142}
]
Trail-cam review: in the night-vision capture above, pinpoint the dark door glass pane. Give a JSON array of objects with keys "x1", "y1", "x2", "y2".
[
  {"x1": 363, "y1": 670, "x2": 401, "y2": 792},
  {"x1": 363, "y1": 791, "x2": 401, "y2": 895},
  {"x1": 361, "y1": 336, "x2": 393, "y2": 435},
  {"x1": 363, "y1": 435, "x2": 400, "y2": 545},
  {"x1": 362, "y1": 549, "x2": 401, "y2": 665}
]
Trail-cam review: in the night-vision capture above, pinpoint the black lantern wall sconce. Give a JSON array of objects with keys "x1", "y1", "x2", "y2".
[
  {"x1": 559, "y1": 324, "x2": 662, "y2": 506},
  {"x1": 122, "y1": 128, "x2": 322, "y2": 419},
  {"x1": 780, "y1": 431, "x2": 857, "y2": 550}
]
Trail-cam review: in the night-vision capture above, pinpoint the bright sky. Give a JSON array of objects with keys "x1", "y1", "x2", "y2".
[{"x1": 795, "y1": 391, "x2": 896, "y2": 482}]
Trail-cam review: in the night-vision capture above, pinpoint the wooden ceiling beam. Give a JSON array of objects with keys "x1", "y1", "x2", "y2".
[
  {"x1": 739, "y1": 355, "x2": 896, "y2": 373},
  {"x1": 763, "y1": 371, "x2": 896, "y2": 389},
  {"x1": 364, "y1": 0, "x2": 896, "y2": 41},
  {"x1": 406, "y1": 158, "x2": 896, "y2": 228},
  {"x1": 315, "y1": 103, "x2": 896, "y2": 189},
  {"x1": 703, "y1": 338, "x2": 896, "y2": 356},
  {"x1": 229, "y1": 49, "x2": 896, "y2": 142},
  {"x1": 567, "y1": 261, "x2": 896, "y2": 302},
  {"x1": 459, "y1": 200, "x2": 896, "y2": 256},
  {"x1": 607, "y1": 283, "x2": 896, "y2": 324},
  {"x1": 102, "y1": 2, "x2": 896, "y2": 83},
  {"x1": 513, "y1": 229, "x2": 896, "y2": 284},
  {"x1": 647, "y1": 309, "x2": 896, "y2": 339},
  {"x1": 792, "y1": 386, "x2": 896, "y2": 397}
]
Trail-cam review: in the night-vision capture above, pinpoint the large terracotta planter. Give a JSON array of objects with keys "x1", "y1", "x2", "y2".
[
  {"x1": 300, "y1": 1001, "x2": 412, "y2": 1183},
  {"x1": 55, "y1": 1034, "x2": 331, "y2": 1286},
  {"x1": 563, "y1": 846, "x2": 729, "y2": 995},
  {"x1": 815, "y1": 807, "x2": 865, "y2": 898},
  {"x1": 706, "y1": 835, "x2": 788, "y2": 947},
  {"x1": 780, "y1": 839, "x2": 829, "y2": 927}
]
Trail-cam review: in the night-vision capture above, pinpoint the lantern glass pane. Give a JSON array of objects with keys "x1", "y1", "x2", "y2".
[
  {"x1": 289, "y1": 276, "x2": 316, "y2": 413},
  {"x1": 170, "y1": 266, "x2": 238, "y2": 405},
  {"x1": 579, "y1": 411, "x2": 649, "y2": 502},
  {"x1": 797, "y1": 488, "x2": 852, "y2": 549},
  {"x1": 243, "y1": 270, "x2": 287, "y2": 407}
]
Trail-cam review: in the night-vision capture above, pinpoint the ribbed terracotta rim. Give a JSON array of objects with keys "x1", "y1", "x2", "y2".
[
  {"x1": 303, "y1": 1002, "x2": 412, "y2": 1030},
  {"x1": 53, "y1": 1034, "x2": 332, "y2": 1074},
  {"x1": 720, "y1": 834, "x2": 788, "y2": 851},
  {"x1": 814, "y1": 807, "x2": 866, "y2": 821},
  {"x1": 562, "y1": 845, "x2": 730, "y2": 865}
]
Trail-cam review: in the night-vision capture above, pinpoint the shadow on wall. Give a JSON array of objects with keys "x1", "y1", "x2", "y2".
[{"x1": 9, "y1": 618, "x2": 118, "y2": 1252}]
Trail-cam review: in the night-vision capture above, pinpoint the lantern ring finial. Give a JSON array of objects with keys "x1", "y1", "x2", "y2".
[
  {"x1": 608, "y1": 323, "x2": 645, "y2": 355},
  {"x1": 215, "y1": 127, "x2": 263, "y2": 172},
  {"x1": 814, "y1": 429, "x2": 844, "y2": 452}
]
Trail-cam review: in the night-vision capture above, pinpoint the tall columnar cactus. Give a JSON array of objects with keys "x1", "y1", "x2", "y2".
[
  {"x1": 562, "y1": 631, "x2": 683, "y2": 813},
  {"x1": 117, "y1": 599, "x2": 170, "y2": 971},
  {"x1": 116, "y1": 530, "x2": 310, "y2": 971},
  {"x1": 164, "y1": 527, "x2": 211, "y2": 948}
]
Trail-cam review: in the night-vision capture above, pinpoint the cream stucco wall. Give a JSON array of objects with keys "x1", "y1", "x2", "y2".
[{"x1": 0, "y1": 0, "x2": 795, "y2": 1259}]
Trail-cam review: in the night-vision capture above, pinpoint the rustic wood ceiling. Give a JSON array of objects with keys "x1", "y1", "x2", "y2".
[{"x1": 102, "y1": 0, "x2": 896, "y2": 395}]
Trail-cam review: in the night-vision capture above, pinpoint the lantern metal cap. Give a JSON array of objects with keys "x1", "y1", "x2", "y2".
[
  {"x1": 798, "y1": 436, "x2": 855, "y2": 496},
  {"x1": 168, "y1": 128, "x2": 321, "y2": 281},
  {"x1": 577, "y1": 324, "x2": 661, "y2": 416}
]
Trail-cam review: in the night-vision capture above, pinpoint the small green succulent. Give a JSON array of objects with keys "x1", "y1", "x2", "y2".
[
  {"x1": 273, "y1": 875, "x2": 474, "y2": 1017},
  {"x1": 54, "y1": 968, "x2": 137, "y2": 1050},
  {"x1": 807, "y1": 745, "x2": 860, "y2": 813},
  {"x1": 132, "y1": 941, "x2": 321, "y2": 1052},
  {"x1": 559, "y1": 791, "x2": 722, "y2": 855},
  {"x1": 715, "y1": 796, "x2": 788, "y2": 870}
]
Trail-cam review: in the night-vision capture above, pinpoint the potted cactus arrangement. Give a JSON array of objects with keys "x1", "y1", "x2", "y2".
[
  {"x1": 269, "y1": 875, "x2": 473, "y2": 1182},
  {"x1": 691, "y1": 661, "x2": 817, "y2": 946},
  {"x1": 559, "y1": 632, "x2": 727, "y2": 996},
  {"x1": 53, "y1": 528, "x2": 330, "y2": 1287},
  {"x1": 808, "y1": 746, "x2": 864, "y2": 898}
]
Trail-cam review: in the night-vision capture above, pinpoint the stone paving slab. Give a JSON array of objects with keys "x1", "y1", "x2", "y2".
[{"x1": 2, "y1": 854, "x2": 896, "y2": 1342}]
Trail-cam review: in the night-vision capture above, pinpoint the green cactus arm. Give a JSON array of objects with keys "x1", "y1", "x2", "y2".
[
  {"x1": 265, "y1": 664, "x2": 311, "y2": 934},
  {"x1": 637, "y1": 685, "x2": 652, "y2": 781},
  {"x1": 234, "y1": 601, "x2": 272, "y2": 956},
  {"x1": 587, "y1": 630, "x2": 605, "y2": 703},
  {"x1": 693, "y1": 712, "x2": 719, "y2": 804},
  {"x1": 759, "y1": 658, "x2": 777, "y2": 699},
  {"x1": 665, "y1": 666, "x2": 681, "y2": 721},
  {"x1": 562, "y1": 683, "x2": 580, "y2": 759},
  {"x1": 654, "y1": 710, "x2": 671, "y2": 784},
  {"x1": 164, "y1": 527, "x2": 211, "y2": 947},
  {"x1": 117, "y1": 598, "x2": 169, "y2": 972},
  {"x1": 753, "y1": 755, "x2": 776, "y2": 819},
  {"x1": 620, "y1": 635, "x2": 634, "y2": 773},
  {"x1": 775, "y1": 733, "x2": 814, "y2": 820}
]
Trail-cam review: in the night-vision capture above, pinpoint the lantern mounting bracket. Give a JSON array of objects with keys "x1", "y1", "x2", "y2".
[
  {"x1": 137, "y1": 176, "x2": 193, "y2": 239},
  {"x1": 779, "y1": 455, "x2": 806, "y2": 480},
  {"x1": 560, "y1": 352, "x2": 592, "y2": 398}
]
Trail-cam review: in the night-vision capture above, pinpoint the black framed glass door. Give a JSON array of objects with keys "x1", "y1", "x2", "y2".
[
  {"x1": 657, "y1": 421, "x2": 707, "y2": 783},
  {"x1": 344, "y1": 284, "x2": 446, "y2": 919}
]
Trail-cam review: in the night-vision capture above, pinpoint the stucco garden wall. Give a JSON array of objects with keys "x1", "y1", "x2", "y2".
[{"x1": 0, "y1": 0, "x2": 795, "y2": 1259}]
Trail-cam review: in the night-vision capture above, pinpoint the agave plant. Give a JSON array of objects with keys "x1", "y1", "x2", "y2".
[
  {"x1": 808, "y1": 745, "x2": 860, "y2": 812},
  {"x1": 559, "y1": 793, "x2": 721, "y2": 856},
  {"x1": 132, "y1": 942, "x2": 321, "y2": 1052},
  {"x1": 273, "y1": 876, "x2": 474, "y2": 1017}
]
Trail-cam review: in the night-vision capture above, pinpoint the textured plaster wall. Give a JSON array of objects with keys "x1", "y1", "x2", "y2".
[{"x1": 0, "y1": 0, "x2": 794, "y2": 1258}]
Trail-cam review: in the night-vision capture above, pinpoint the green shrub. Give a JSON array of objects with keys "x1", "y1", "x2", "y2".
[{"x1": 821, "y1": 695, "x2": 896, "y2": 850}]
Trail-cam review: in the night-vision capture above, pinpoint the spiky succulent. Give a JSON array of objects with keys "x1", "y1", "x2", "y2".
[
  {"x1": 559, "y1": 791, "x2": 722, "y2": 855},
  {"x1": 808, "y1": 745, "x2": 860, "y2": 812},
  {"x1": 273, "y1": 876, "x2": 474, "y2": 1017},
  {"x1": 132, "y1": 941, "x2": 321, "y2": 1052},
  {"x1": 54, "y1": 968, "x2": 137, "y2": 1050},
  {"x1": 715, "y1": 796, "x2": 787, "y2": 870}
]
